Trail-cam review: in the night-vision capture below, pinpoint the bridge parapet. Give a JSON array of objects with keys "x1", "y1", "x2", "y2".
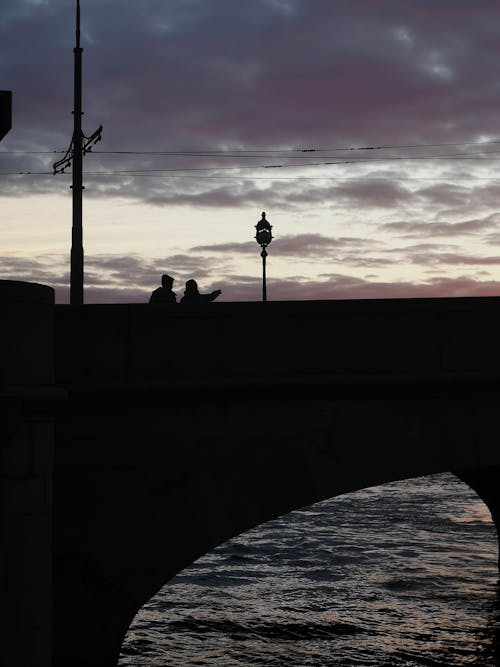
[{"x1": 55, "y1": 297, "x2": 500, "y2": 387}]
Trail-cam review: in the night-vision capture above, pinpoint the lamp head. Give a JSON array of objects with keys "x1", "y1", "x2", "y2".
[{"x1": 255, "y1": 211, "x2": 273, "y2": 248}]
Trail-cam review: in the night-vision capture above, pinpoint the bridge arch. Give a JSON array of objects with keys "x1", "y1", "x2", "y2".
[
  {"x1": 119, "y1": 470, "x2": 498, "y2": 665},
  {"x1": 54, "y1": 386, "x2": 500, "y2": 666}
]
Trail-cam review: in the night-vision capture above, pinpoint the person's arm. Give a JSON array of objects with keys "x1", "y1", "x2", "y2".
[{"x1": 206, "y1": 289, "x2": 221, "y2": 302}]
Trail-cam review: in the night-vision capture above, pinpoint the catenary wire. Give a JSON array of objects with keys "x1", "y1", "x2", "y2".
[
  {"x1": 2, "y1": 146, "x2": 500, "y2": 178},
  {"x1": 2, "y1": 152, "x2": 500, "y2": 177},
  {"x1": 2, "y1": 137, "x2": 500, "y2": 155}
]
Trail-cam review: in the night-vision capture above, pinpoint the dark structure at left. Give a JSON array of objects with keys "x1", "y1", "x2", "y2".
[
  {"x1": 0, "y1": 281, "x2": 60, "y2": 667},
  {"x1": 0, "y1": 90, "x2": 12, "y2": 142},
  {"x1": 2, "y1": 278, "x2": 500, "y2": 666}
]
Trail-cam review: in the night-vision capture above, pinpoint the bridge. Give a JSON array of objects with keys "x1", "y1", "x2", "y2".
[{"x1": 1, "y1": 279, "x2": 500, "y2": 667}]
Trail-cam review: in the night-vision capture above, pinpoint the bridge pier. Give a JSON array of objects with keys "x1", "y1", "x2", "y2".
[
  {"x1": 455, "y1": 466, "x2": 500, "y2": 565},
  {"x1": 0, "y1": 281, "x2": 60, "y2": 667}
]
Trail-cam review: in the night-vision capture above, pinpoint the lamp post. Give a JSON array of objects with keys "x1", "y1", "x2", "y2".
[{"x1": 255, "y1": 211, "x2": 273, "y2": 302}]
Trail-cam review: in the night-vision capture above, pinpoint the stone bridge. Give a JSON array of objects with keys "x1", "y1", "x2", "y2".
[{"x1": 1, "y1": 279, "x2": 500, "y2": 666}]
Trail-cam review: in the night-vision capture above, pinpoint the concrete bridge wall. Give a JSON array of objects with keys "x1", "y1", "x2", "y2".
[{"x1": 54, "y1": 296, "x2": 500, "y2": 386}]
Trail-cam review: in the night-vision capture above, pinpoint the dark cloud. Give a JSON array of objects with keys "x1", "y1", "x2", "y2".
[
  {"x1": 392, "y1": 242, "x2": 457, "y2": 253},
  {"x1": 193, "y1": 233, "x2": 500, "y2": 273},
  {"x1": 382, "y1": 213, "x2": 500, "y2": 238},
  {"x1": 191, "y1": 233, "x2": 396, "y2": 270},
  {"x1": 193, "y1": 232, "x2": 500, "y2": 272},
  {"x1": 333, "y1": 180, "x2": 412, "y2": 208},
  {"x1": 73, "y1": 273, "x2": 500, "y2": 303},
  {"x1": 0, "y1": 254, "x2": 69, "y2": 287},
  {"x1": 69, "y1": 173, "x2": 414, "y2": 211},
  {"x1": 191, "y1": 234, "x2": 377, "y2": 257},
  {"x1": 3, "y1": 0, "x2": 500, "y2": 209},
  {"x1": 485, "y1": 233, "x2": 500, "y2": 246},
  {"x1": 407, "y1": 252, "x2": 500, "y2": 267},
  {"x1": 415, "y1": 183, "x2": 470, "y2": 208},
  {"x1": 219, "y1": 272, "x2": 500, "y2": 302}
]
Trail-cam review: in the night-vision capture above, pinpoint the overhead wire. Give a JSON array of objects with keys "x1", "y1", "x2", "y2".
[
  {"x1": 2, "y1": 137, "x2": 500, "y2": 155},
  {"x1": 2, "y1": 153, "x2": 500, "y2": 177},
  {"x1": 1, "y1": 141, "x2": 500, "y2": 178}
]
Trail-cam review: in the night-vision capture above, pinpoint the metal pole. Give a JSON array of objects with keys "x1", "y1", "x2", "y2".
[
  {"x1": 261, "y1": 247, "x2": 267, "y2": 302},
  {"x1": 71, "y1": 0, "x2": 84, "y2": 305}
]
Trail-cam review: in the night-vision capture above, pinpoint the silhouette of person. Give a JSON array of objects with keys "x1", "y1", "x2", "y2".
[
  {"x1": 149, "y1": 274, "x2": 177, "y2": 304},
  {"x1": 180, "y1": 279, "x2": 221, "y2": 303}
]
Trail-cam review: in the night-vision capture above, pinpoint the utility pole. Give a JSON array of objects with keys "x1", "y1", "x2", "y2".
[
  {"x1": 71, "y1": 0, "x2": 84, "y2": 306},
  {"x1": 53, "y1": 0, "x2": 102, "y2": 305}
]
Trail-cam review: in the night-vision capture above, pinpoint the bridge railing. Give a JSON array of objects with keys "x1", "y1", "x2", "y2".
[{"x1": 54, "y1": 297, "x2": 500, "y2": 387}]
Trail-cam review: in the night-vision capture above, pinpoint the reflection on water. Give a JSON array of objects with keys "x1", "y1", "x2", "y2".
[{"x1": 120, "y1": 473, "x2": 500, "y2": 666}]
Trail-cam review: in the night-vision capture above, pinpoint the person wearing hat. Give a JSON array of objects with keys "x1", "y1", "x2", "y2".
[{"x1": 149, "y1": 274, "x2": 177, "y2": 304}]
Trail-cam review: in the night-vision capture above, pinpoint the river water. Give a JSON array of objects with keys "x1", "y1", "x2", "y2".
[{"x1": 119, "y1": 473, "x2": 500, "y2": 666}]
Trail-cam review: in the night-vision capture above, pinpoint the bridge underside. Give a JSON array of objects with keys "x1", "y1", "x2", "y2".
[{"x1": 54, "y1": 381, "x2": 500, "y2": 667}]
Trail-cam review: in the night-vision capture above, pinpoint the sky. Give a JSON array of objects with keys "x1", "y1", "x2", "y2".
[{"x1": 3, "y1": 0, "x2": 500, "y2": 303}]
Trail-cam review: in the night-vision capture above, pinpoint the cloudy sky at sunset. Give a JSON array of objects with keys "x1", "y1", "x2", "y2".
[{"x1": 2, "y1": 0, "x2": 500, "y2": 303}]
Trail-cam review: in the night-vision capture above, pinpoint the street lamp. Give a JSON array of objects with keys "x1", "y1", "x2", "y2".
[{"x1": 255, "y1": 211, "x2": 273, "y2": 302}]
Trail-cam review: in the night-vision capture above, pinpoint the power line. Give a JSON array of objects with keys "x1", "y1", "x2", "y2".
[
  {"x1": 91, "y1": 148, "x2": 500, "y2": 160},
  {"x1": 2, "y1": 169, "x2": 499, "y2": 182},
  {"x1": 2, "y1": 137, "x2": 500, "y2": 156},
  {"x1": 0, "y1": 158, "x2": 498, "y2": 176},
  {"x1": 1, "y1": 147, "x2": 500, "y2": 178}
]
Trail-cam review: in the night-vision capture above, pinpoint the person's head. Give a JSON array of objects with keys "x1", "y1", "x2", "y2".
[
  {"x1": 185, "y1": 279, "x2": 198, "y2": 293},
  {"x1": 161, "y1": 274, "x2": 174, "y2": 288}
]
